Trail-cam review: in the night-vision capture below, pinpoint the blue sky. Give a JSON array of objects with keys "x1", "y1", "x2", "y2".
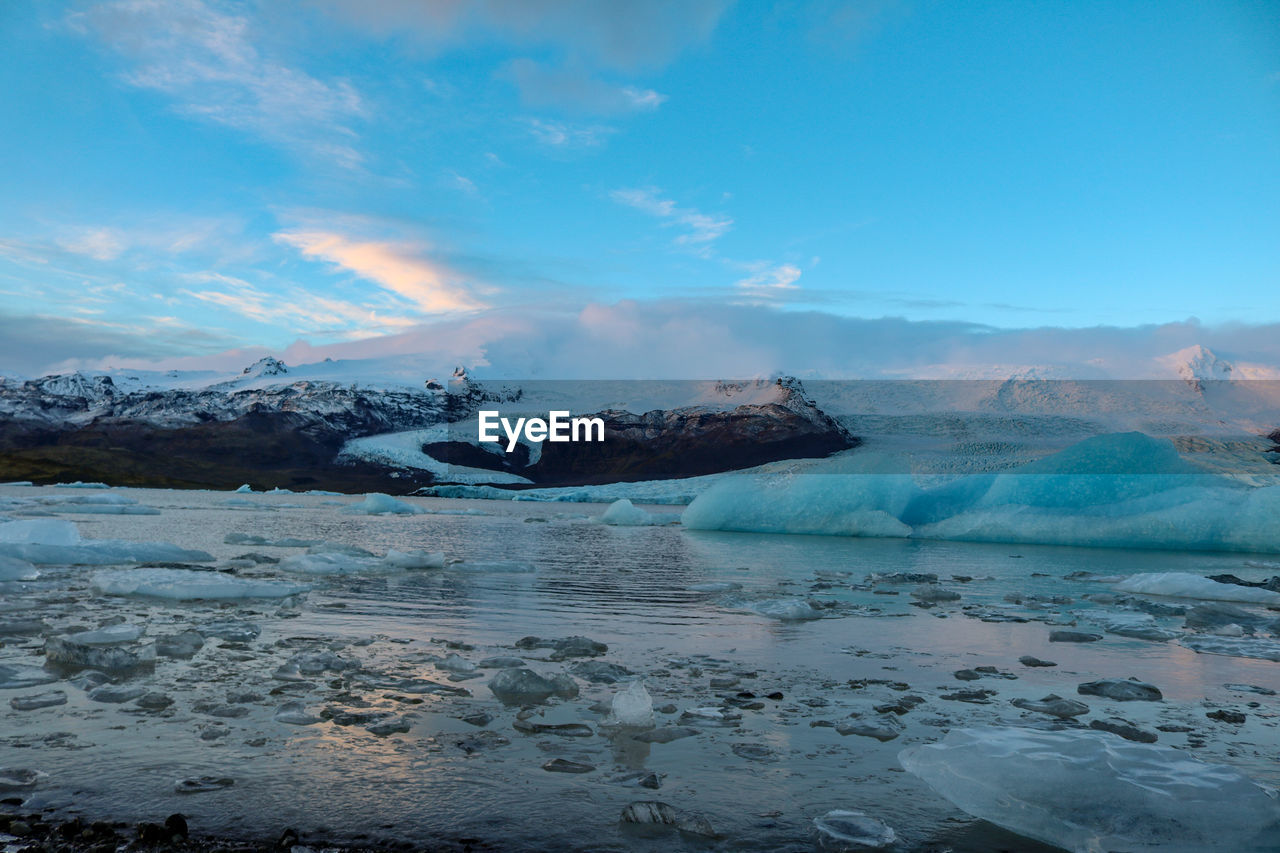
[{"x1": 0, "y1": 1, "x2": 1277, "y2": 375}]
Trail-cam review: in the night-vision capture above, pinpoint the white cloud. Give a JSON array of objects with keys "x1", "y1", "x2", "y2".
[
  {"x1": 611, "y1": 187, "x2": 733, "y2": 251},
  {"x1": 180, "y1": 272, "x2": 414, "y2": 336},
  {"x1": 68, "y1": 0, "x2": 367, "y2": 164},
  {"x1": 735, "y1": 262, "x2": 803, "y2": 295},
  {"x1": 526, "y1": 118, "x2": 615, "y2": 147}
]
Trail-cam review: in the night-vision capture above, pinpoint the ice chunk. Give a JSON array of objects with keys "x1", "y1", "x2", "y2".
[
  {"x1": 55, "y1": 481, "x2": 108, "y2": 489},
  {"x1": 1114, "y1": 573, "x2": 1280, "y2": 604},
  {"x1": 608, "y1": 680, "x2": 654, "y2": 728},
  {"x1": 45, "y1": 637, "x2": 154, "y2": 673},
  {"x1": 0, "y1": 664, "x2": 58, "y2": 690},
  {"x1": 341, "y1": 493, "x2": 423, "y2": 515},
  {"x1": 234, "y1": 484, "x2": 253, "y2": 493},
  {"x1": 488, "y1": 668, "x2": 578, "y2": 704},
  {"x1": 813, "y1": 810, "x2": 897, "y2": 850},
  {"x1": 748, "y1": 598, "x2": 826, "y2": 621},
  {"x1": 0, "y1": 555, "x2": 39, "y2": 581},
  {"x1": 274, "y1": 701, "x2": 321, "y2": 725},
  {"x1": 0, "y1": 519, "x2": 81, "y2": 545},
  {"x1": 382, "y1": 549, "x2": 445, "y2": 570},
  {"x1": 66, "y1": 624, "x2": 145, "y2": 645},
  {"x1": 9, "y1": 690, "x2": 66, "y2": 710},
  {"x1": 899, "y1": 726, "x2": 1280, "y2": 852},
  {"x1": 91, "y1": 568, "x2": 309, "y2": 600},
  {"x1": 0, "y1": 521, "x2": 212, "y2": 565},
  {"x1": 600, "y1": 499, "x2": 658, "y2": 526},
  {"x1": 1180, "y1": 635, "x2": 1280, "y2": 662}
]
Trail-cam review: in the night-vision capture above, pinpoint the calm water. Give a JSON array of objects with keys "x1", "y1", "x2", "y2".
[{"x1": 1, "y1": 486, "x2": 1277, "y2": 851}]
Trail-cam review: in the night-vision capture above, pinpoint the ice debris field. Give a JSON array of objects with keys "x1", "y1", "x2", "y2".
[{"x1": 1, "y1": 430, "x2": 1279, "y2": 852}]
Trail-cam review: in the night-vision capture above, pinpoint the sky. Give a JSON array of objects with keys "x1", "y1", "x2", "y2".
[{"x1": 0, "y1": 0, "x2": 1277, "y2": 378}]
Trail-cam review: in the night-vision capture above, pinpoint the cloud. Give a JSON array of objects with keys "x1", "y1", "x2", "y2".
[
  {"x1": 313, "y1": 0, "x2": 729, "y2": 72},
  {"x1": 611, "y1": 187, "x2": 733, "y2": 252},
  {"x1": 526, "y1": 118, "x2": 615, "y2": 147},
  {"x1": 56, "y1": 227, "x2": 128, "y2": 262},
  {"x1": 273, "y1": 230, "x2": 487, "y2": 313},
  {"x1": 505, "y1": 59, "x2": 666, "y2": 114},
  {"x1": 180, "y1": 272, "x2": 416, "y2": 336},
  {"x1": 67, "y1": 0, "x2": 367, "y2": 163},
  {"x1": 735, "y1": 262, "x2": 802, "y2": 296}
]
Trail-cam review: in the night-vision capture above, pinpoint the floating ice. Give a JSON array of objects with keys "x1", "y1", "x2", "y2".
[
  {"x1": 747, "y1": 598, "x2": 826, "y2": 621},
  {"x1": 0, "y1": 520, "x2": 212, "y2": 565},
  {"x1": 600, "y1": 499, "x2": 659, "y2": 526},
  {"x1": 608, "y1": 680, "x2": 654, "y2": 727},
  {"x1": 683, "y1": 433, "x2": 1280, "y2": 553},
  {"x1": 0, "y1": 555, "x2": 38, "y2": 580},
  {"x1": 341, "y1": 493, "x2": 423, "y2": 515},
  {"x1": 45, "y1": 637, "x2": 154, "y2": 673},
  {"x1": 899, "y1": 726, "x2": 1280, "y2": 853},
  {"x1": 1181, "y1": 635, "x2": 1280, "y2": 662},
  {"x1": 55, "y1": 481, "x2": 109, "y2": 489},
  {"x1": 92, "y1": 568, "x2": 309, "y2": 600},
  {"x1": 1085, "y1": 611, "x2": 1181, "y2": 641},
  {"x1": 0, "y1": 664, "x2": 58, "y2": 690},
  {"x1": 66, "y1": 624, "x2": 145, "y2": 645},
  {"x1": 233, "y1": 484, "x2": 253, "y2": 493},
  {"x1": 278, "y1": 547, "x2": 445, "y2": 575},
  {"x1": 812, "y1": 810, "x2": 897, "y2": 850},
  {"x1": 1114, "y1": 573, "x2": 1280, "y2": 604}
]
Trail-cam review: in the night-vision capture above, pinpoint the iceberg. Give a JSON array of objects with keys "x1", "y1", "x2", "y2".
[
  {"x1": 607, "y1": 679, "x2": 654, "y2": 727},
  {"x1": 1113, "y1": 573, "x2": 1280, "y2": 605},
  {"x1": 0, "y1": 555, "x2": 39, "y2": 581},
  {"x1": 341, "y1": 493, "x2": 423, "y2": 515},
  {"x1": 683, "y1": 433, "x2": 1280, "y2": 553},
  {"x1": 278, "y1": 548, "x2": 445, "y2": 575},
  {"x1": 599, "y1": 499, "x2": 659, "y2": 526},
  {"x1": 91, "y1": 568, "x2": 309, "y2": 600},
  {"x1": 899, "y1": 726, "x2": 1280, "y2": 852}
]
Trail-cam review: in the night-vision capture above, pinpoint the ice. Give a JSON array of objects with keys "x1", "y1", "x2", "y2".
[
  {"x1": 748, "y1": 598, "x2": 826, "y2": 621},
  {"x1": 234, "y1": 484, "x2": 253, "y2": 493},
  {"x1": 599, "y1": 499, "x2": 659, "y2": 526},
  {"x1": 55, "y1": 481, "x2": 109, "y2": 489},
  {"x1": 278, "y1": 548, "x2": 445, "y2": 575},
  {"x1": 91, "y1": 568, "x2": 309, "y2": 600},
  {"x1": 683, "y1": 433, "x2": 1280, "y2": 553},
  {"x1": 1180, "y1": 635, "x2": 1280, "y2": 662},
  {"x1": 899, "y1": 726, "x2": 1280, "y2": 852},
  {"x1": 0, "y1": 520, "x2": 212, "y2": 565},
  {"x1": 45, "y1": 637, "x2": 154, "y2": 673},
  {"x1": 341, "y1": 493, "x2": 423, "y2": 515},
  {"x1": 0, "y1": 664, "x2": 58, "y2": 690},
  {"x1": 66, "y1": 624, "x2": 145, "y2": 645},
  {"x1": 1085, "y1": 611, "x2": 1181, "y2": 641},
  {"x1": 0, "y1": 519, "x2": 81, "y2": 545},
  {"x1": 812, "y1": 810, "x2": 897, "y2": 849},
  {"x1": 383, "y1": 549, "x2": 445, "y2": 569},
  {"x1": 488, "y1": 668, "x2": 579, "y2": 704},
  {"x1": 1113, "y1": 573, "x2": 1280, "y2": 604},
  {"x1": 0, "y1": 555, "x2": 39, "y2": 580},
  {"x1": 607, "y1": 680, "x2": 654, "y2": 727}
]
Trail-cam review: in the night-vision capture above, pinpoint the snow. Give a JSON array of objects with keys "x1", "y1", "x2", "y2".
[
  {"x1": 899, "y1": 726, "x2": 1280, "y2": 853},
  {"x1": 1113, "y1": 573, "x2": 1280, "y2": 604},
  {"x1": 683, "y1": 433, "x2": 1280, "y2": 553},
  {"x1": 91, "y1": 568, "x2": 310, "y2": 600},
  {"x1": 340, "y1": 493, "x2": 423, "y2": 515},
  {"x1": 599, "y1": 498, "x2": 659, "y2": 526}
]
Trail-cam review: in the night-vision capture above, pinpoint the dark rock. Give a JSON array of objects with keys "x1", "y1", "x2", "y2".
[
  {"x1": 488, "y1": 668, "x2": 578, "y2": 704},
  {"x1": 1077, "y1": 678, "x2": 1162, "y2": 702},
  {"x1": 1049, "y1": 630, "x2": 1102, "y2": 643},
  {"x1": 543, "y1": 758, "x2": 595, "y2": 773},
  {"x1": 568, "y1": 660, "x2": 632, "y2": 684},
  {"x1": 633, "y1": 726, "x2": 699, "y2": 744},
  {"x1": 1090, "y1": 718, "x2": 1158, "y2": 743},
  {"x1": 512, "y1": 720, "x2": 593, "y2": 738},
  {"x1": 1011, "y1": 695, "x2": 1089, "y2": 718},
  {"x1": 1018, "y1": 656, "x2": 1057, "y2": 667},
  {"x1": 1206, "y1": 709, "x2": 1247, "y2": 724}
]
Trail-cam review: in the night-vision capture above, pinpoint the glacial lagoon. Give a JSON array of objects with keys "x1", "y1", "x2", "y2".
[{"x1": 1, "y1": 485, "x2": 1278, "y2": 851}]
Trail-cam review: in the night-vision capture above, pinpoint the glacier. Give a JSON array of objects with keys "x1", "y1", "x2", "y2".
[
  {"x1": 683, "y1": 433, "x2": 1280, "y2": 553},
  {"x1": 899, "y1": 726, "x2": 1280, "y2": 852}
]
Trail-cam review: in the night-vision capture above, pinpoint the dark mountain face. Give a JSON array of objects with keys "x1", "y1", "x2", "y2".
[{"x1": 0, "y1": 372, "x2": 857, "y2": 493}]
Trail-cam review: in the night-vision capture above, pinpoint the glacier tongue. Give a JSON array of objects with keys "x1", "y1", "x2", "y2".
[{"x1": 899, "y1": 726, "x2": 1280, "y2": 853}]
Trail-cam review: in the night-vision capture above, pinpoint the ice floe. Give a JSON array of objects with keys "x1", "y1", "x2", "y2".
[
  {"x1": 900, "y1": 726, "x2": 1280, "y2": 852},
  {"x1": 0, "y1": 519, "x2": 212, "y2": 565},
  {"x1": 340, "y1": 493, "x2": 423, "y2": 515},
  {"x1": 1113, "y1": 572, "x2": 1280, "y2": 604},
  {"x1": 91, "y1": 568, "x2": 309, "y2": 600}
]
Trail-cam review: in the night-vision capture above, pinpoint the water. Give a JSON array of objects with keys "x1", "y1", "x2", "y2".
[{"x1": 1, "y1": 486, "x2": 1278, "y2": 851}]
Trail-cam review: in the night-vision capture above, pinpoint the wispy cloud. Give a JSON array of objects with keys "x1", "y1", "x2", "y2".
[
  {"x1": 67, "y1": 0, "x2": 367, "y2": 165},
  {"x1": 526, "y1": 118, "x2": 615, "y2": 147},
  {"x1": 180, "y1": 272, "x2": 415, "y2": 336},
  {"x1": 273, "y1": 230, "x2": 487, "y2": 313},
  {"x1": 611, "y1": 187, "x2": 733, "y2": 253},
  {"x1": 506, "y1": 59, "x2": 666, "y2": 114},
  {"x1": 734, "y1": 262, "x2": 803, "y2": 296}
]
